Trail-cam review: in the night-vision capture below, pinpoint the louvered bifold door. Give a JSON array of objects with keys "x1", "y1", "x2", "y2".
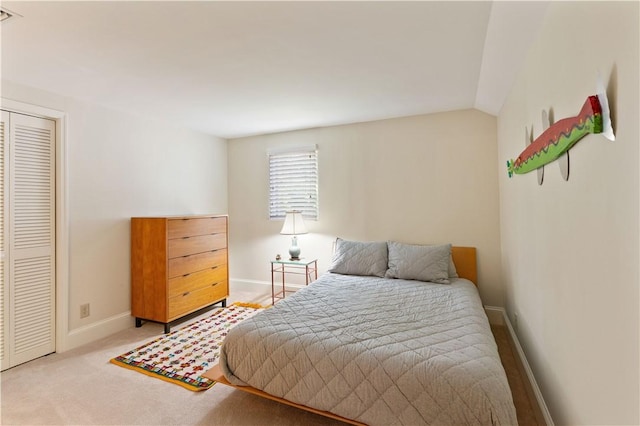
[
  {"x1": 5, "y1": 112, "x2": 56, "y2": 369},
  {"x1": 0, "y1": 111, "x2": 9, "y2": 371}
]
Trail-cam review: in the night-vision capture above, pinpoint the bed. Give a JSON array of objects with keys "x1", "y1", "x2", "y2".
[{"x1": 206, "y1": 241, "x2": 517, "y2": 425}]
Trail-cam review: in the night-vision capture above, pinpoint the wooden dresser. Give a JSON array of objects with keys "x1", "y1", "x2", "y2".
[{"x1": 131, "y1": 215, "x2": 229, "y2": 333}]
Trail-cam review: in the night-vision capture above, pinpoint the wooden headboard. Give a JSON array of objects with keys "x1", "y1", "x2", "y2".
[{"x1": 451, "y1": 246, "x2": 477, "y2": 285}]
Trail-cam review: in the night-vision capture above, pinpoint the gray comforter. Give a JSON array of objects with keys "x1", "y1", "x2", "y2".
[{"x1": 219, "y1": 273, "x2": 517, "y2": 425}]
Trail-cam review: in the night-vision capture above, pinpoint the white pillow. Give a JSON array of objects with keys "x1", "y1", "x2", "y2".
[
  {"x1": 386, "y1": 242, "x2": 451, "y2": 284},
  {"x1": 328, "y1": 238, "x2": 388, "y2": 277}
]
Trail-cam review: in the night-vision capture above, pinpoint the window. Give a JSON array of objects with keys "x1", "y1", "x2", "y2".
[{"x1": 269, "y1": 145, "x2": 318, "y2": 220}]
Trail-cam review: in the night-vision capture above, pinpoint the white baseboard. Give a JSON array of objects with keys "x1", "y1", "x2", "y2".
[
  {"x1": 486, "y1": 306, "x2": 554, "y2": 426},
  {"x1": 230, "y1": 278, "x2": 269, "y2": 293},
  {"x1": 230, "y1": 278, "x2": 306, "y2": 294},
  {"x1": 62, "y1": 280, "x2": 295, "y2": 352},
  {"x1": 484, "y1": 306, "x2": 505, "y2": 325},
  {"x1": 64, "y1": 311, "x2": 134, "y2": 351}
]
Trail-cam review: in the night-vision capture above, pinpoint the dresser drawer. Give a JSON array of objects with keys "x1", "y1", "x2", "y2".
[
  {"x1": 168, "y1": 217, "x2": 226, "y2": 239},
  {"x1": 168, "y1": 233, "x2": 227, "y2": 258},
  {"x1": 168, "y1": 265, "x2": 227, "y2": 299},
  {"x1": 168, "y1": 249, "x2": 227, "y2": 278},
  {"x1": 168, "y1": 281, "x2": 227, "y2": 320}
]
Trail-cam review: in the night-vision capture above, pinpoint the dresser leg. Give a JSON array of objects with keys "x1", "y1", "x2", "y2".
[
  {"x1": 135, "y1": 318, "x2": 142, "y2": 328},
  {"x1": 164, "y1": 323, "x2": 171, "y2": 334},
  {"x1": 221, "y1": 299, "x2": 227, "y2": 308}
]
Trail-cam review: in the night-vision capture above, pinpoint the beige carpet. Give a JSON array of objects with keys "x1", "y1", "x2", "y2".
[
  {"x1": 492, "y1": 325, "x2": 546, "y2": 426},
  {"x1": 1, "y1": 290, "x2": 543, "y2": 425}
]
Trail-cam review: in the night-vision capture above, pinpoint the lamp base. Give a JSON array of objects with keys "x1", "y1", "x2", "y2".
[{"x1": 289, "y1": 236, "x2": 301, "y2": 261}]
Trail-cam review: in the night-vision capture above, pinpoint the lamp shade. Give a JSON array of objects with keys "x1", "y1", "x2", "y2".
[{"x1": 280, "y1": 211, "x2": 308, "y2": 235}]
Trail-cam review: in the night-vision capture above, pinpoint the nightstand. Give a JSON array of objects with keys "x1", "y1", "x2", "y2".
[{"x1": 270, "y1": 258, "x2": 318, "y2": 305}]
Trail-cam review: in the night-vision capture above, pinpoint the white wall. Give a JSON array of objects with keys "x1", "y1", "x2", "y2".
[
  {"x1": 497, "y1": 2, "x2": 639, "y2": 424},
  {"x1": 228, "y1": 109, "x2": 505, "y2": 306},
  {"x1": 2, "y1": 80, "x2": 228, "y2": 348}
]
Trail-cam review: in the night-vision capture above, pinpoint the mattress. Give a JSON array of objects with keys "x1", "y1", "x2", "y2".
[{"x1": 219, "y1": 273, "x2": 517, "y2": 425}]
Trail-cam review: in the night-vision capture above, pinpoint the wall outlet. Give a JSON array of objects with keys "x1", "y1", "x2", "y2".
[
  {"x1": 513, "y1": 312, "x2": 519, "y2": 332},
  {"x1": 80, "y1": 303, "x2": 90, "y2": 319}
]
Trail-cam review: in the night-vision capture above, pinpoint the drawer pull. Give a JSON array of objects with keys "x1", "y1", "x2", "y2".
[
  {"x1": 211, "y1": 282, "x2": 219, "y2": 287},
  {"x1": 183, "y1": 273, "x2": 191, "y2": 278},
  {"x1": 183, "y1": 291, "x2": 190, "y2": 297},
  {"x1": 210, "y1": 266, "x2": 218, "y2": 270}
]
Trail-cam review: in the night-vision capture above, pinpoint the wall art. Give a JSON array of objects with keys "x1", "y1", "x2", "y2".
[{"x1": 507, "y1": 78, "x2": 615, "y2": 184}]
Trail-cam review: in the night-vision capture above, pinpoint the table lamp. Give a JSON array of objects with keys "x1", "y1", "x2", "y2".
[{"x1": 280, "y1": 210, "x2": 308, "y2": 261}]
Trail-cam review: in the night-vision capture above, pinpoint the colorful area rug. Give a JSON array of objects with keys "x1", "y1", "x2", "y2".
[{"x1": 110, "y1": 303, "x2": 264, "y2": 391}]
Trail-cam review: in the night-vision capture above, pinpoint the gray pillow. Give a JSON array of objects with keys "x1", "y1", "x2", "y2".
[
  {"x1": 386, "y1": 242, "x2": 451, "y2": 284},
  {"x1": 328, "y1": 238, "x2": 388, "y2": 277},
  {"x1": 449, "y1": 255, "x2": 459, "y2": 278}
]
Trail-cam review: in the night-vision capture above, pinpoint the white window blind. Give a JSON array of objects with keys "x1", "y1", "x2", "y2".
[{"x1": 269, "y1": 146, "x2": 318, "y2": 220}]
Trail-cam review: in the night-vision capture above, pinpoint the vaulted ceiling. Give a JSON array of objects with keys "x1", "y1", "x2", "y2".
[{"x1": 1, "y1": 1, "x2": 548, "y2": 139}]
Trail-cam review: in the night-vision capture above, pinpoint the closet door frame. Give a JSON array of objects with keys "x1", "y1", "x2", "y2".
[{"x1": 1, "y1": 98, "x2": 69, "y2": 353}]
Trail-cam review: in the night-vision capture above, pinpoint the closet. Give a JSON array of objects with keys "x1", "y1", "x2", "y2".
[{"x1": 0, "y1": 110, "x2": 56, "y2": 371}]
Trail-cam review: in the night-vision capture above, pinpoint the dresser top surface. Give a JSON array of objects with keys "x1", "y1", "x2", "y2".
[{"x1": 131, "y1": 214, "x2": 228, "y2": 220}]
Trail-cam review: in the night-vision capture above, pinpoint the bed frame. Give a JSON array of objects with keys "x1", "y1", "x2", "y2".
[
  {"x1": 203, "y1": 246, "x2": 477, "y2": 425},
  {"x1": 451, "y1": 246, "x2": 477, "y2": 285}
]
